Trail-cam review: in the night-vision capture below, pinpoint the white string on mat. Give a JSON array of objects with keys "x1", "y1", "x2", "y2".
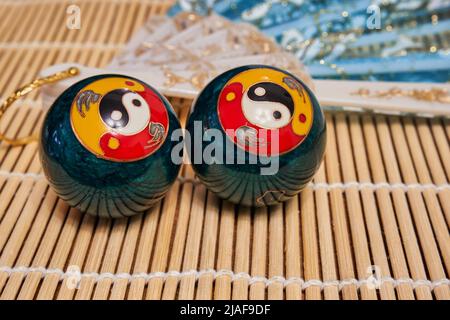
[
  {"x1": 0, "y1": 171, "x2": 43, "y2": 180},
  {"x1": 310, "y1": 181, "x2": 450, "y2": 193},
  {"x1": 1, "y1": 170, "x2": 449, "y2": 193},
  {"x1": 0, "y1": 266, "x2": 448, "y2": 292},
  {"x1": 0, "y1": 41, "x2": 123, "y2": 51},
  {"x1": 0, "y1": 98, "x2": 42, "y2": 109}
]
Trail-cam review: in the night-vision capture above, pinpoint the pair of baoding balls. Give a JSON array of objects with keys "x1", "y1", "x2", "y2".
[{"x1": 40, "y1": 65, "x2": 326, "y2": 218}]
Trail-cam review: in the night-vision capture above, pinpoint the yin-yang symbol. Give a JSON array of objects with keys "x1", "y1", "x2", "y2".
[
  {"x1": 217, "y1": 67, "x2": 314, "y2": 156},
  {"x1": 242, "y1": 82, "x2": 294, "y2": 129},
  {"x1": 70, "y1": 76, "x2": 169, "y2": 162},
  {"x1": 99, "y1": 89, "x2": 150, "y2": 136}
]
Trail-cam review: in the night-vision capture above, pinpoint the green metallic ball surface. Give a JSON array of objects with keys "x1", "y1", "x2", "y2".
[
  {"x1": 186, "y1": 65, "x2": 326, "y2": 206},
  {"x1": 39, "y1": 74, "x2": 182, "y2": 218}
]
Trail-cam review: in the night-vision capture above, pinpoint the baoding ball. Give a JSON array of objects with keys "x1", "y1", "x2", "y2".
[
  {"x1": 39, "y1": 75, "x2": 182, "y2": 218},
  {"x1": 186, "y1": 65, "x2": 326, "y2": 206}
]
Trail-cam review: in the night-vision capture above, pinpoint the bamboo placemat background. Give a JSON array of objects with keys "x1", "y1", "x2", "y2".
[{"x1": 0, "y1": 0, "x2": 448, "y2": 300}]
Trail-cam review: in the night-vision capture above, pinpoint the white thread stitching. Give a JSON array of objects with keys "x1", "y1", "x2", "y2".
[
  {"x1": 0, "y1": 266, "x2": 448, "y2": 291},
  {"x1": 0, "y1": 41, "x2": 123, "y2": 51},
  {"x1": 0, "y1": 98, "x2": 42, "y2": 109},
  {"x1": 309, "y1": 181, "x2": 450, "y2": 192},
  {"x1": 1, "y1": 171, "x2": 448, "y2": 193},
  {"x1": 0, "y1": 171, "x2": 43, "y2": 180}
]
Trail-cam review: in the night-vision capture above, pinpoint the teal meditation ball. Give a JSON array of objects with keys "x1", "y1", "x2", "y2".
[
  {"x1": 39, "y1": 74, "x2": 182, "y2": 218},
  {"x1": 186, "y1": 65, "x2": 326, "y2": 206}
]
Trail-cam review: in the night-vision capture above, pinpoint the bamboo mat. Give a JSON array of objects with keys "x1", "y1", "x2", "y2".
[{"x1": 0, "y1": 0, "x2": 449, "y2": 300}]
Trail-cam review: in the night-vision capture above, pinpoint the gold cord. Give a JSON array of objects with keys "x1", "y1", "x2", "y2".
[{"x1": 0, "y1": 67, "x2": 79, "y2": 146}]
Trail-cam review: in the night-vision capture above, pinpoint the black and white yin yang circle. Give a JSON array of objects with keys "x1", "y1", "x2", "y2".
[
  {"x1": 99, "y1": 89, "x2": 151, "y2": 136},
  {"x1": 242, "y1": 82, "x2": 295, "y2": 130}
]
